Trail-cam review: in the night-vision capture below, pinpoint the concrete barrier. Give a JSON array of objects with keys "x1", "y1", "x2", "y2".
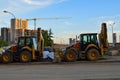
[{"x1": 109, "y1": 50, "x2": 120, "y2": 56}]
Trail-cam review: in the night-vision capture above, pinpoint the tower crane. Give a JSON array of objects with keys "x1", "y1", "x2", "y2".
[{"x1": 26, "y1": 17, "x2": 71, "y2": 30}]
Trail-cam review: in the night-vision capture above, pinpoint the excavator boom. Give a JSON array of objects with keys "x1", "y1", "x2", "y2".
[{"x1": 99, "y1": 23, "x2": 108, "y2": 56}]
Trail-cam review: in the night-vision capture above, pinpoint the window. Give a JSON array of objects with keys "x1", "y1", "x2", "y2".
[
  {"x1": 18, "y1": 38, "x2": 25, "y2": 47},
  {"x1": 83, "y1": 35, "x2": 87, "y2": 42},
  {"x1": 32, "y1": 38, "x2": 37, "y2": 51},
  {"x1": 91, "y1": 35, "x2": 97, "y2": 44},
  {"x1": 82, "y1": 34, "x2": 90, "y2": 43},
  {"x1": 26, "y1": 38, "x2": 31, "y2": 46}
]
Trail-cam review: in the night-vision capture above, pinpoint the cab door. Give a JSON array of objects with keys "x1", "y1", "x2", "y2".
[{"x1": 80, "y1": 34, "x2": 90, "y2": 51}]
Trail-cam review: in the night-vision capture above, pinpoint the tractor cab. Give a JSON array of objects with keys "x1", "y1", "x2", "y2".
[
  {"x1": 79, "y1": 33, "x2": 100, "y2": 51},
  {"x1": 18, "y1": 36, "x2": 37, "y2": 51}
]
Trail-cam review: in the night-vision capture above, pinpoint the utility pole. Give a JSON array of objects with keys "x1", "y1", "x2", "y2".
[{"x1": 109, "y1": 22, "x2": 115, "y2": 46}]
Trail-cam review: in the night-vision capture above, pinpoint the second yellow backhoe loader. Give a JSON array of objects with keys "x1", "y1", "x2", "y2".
[{"x1": 65, "y1": 23, "x2": 108, "y2": 62}]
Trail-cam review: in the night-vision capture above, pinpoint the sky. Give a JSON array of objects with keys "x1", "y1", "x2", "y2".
[{"x1": 0, "y1": 0, "x2": 120, "y2": 44}]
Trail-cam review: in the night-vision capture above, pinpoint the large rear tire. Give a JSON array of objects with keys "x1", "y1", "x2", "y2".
[
  {"x1": 65, "y1": 49, "x2": 77, "y2": 62},
  {"x1": 2, "y1": 52, "x2": 13, "y2": 63},
  {"x1": 87, "y1": 48, "x2": 99, "y2": 61},
  {"x1": 20, "y1": 51, "x2": 31, "y2": 63}
]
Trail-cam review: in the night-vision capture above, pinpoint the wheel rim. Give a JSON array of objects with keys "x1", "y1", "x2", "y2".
[
  {"x1": 3, "y1": 54, "x2": 10, "y2": 62},
  {"x1": 89, "y1": 51, "x2": 97, "y2": 60},
  {"x1": 66, "y1": 53, "x2": 75, "y2": 61},
  {"x1": 21, "y1": 53, "x2": 29, "y2": 62}
]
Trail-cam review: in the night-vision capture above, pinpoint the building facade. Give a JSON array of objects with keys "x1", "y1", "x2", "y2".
[
  {"x1": 1, "y1": 28, "x2": 10, "y2": 43},
  {"x1": 11, "y1": 18, "x2": 28, "y2": 43}
]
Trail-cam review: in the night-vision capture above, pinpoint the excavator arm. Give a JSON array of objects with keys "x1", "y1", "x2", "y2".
[
  {"x1": 37, "y1": 28, "x2": 44, "y2": 57},
  {"x1": 99, "y1": 23, "x2": 108, "y2": 56}
]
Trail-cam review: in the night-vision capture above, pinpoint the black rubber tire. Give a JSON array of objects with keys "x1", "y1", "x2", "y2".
[
  {"x1": 65, "y1": 49, "x2": 77, "y2": 62},
  {"x1": 2, "y1": 52, "x2": 13, "y2": 63},
  {"x1": 20, "y1": 51, "x2": 31, "y2": 63},
  {"x1": 87, "y1": 48, "x2": 99, "y2": 61}
]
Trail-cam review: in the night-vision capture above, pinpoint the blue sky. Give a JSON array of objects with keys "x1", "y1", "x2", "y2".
[{"x1": 0, "y1": 0, "x2": 120, "y2": 44}]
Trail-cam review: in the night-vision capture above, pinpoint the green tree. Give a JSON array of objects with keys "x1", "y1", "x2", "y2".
[
  {"x1": 42, "y1": 30, "x2": 48, "y2": 46},
  {"x1": 48, "y1": 28, "x2": 53, "y2": 46},
  {"x1": 42, "y1": 29, "x2": 54, "y2": 47},
  {"x1": 0, "y1": 39, "x2": 9, "y2": 47}
]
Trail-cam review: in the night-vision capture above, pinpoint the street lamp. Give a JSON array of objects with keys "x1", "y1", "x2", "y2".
[
  {"x1": 3, "y1": 10, "x2": 16, "y2": 44},
  {"x1": 3, "y1": 10, "x2": 16, "y2": 19}
]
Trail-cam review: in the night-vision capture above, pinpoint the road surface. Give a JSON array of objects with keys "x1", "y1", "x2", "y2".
[{"x1": 0, "y1": 62, "x2": 120, "y2": 80}]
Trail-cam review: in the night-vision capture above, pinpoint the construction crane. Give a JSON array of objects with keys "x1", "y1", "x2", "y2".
[{"x1": 26, "y1": 17, "x2": 71, "y2": 30}]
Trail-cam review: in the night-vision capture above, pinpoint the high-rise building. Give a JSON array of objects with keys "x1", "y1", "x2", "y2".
[
  {"x1": 1, "y1": 28, "x2": 10, "y2": 43},
  {"x1": 11, "y1": 18, "x2": 28, "y2": 43}
]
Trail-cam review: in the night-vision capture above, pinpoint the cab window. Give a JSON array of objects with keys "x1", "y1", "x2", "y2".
[
  {"x1": 91, "y1": 35, "x2": 98, "y2": 44},
  {"x1": 26, "y1": 38, "x2": 31, "y2": 46},
  {"x1": 18, "y1": 38, "x2": 25, "y2": 47}
]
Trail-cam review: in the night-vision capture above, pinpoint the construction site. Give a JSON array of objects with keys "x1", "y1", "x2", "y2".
[
  {"x1": 0, "y1": 17, "x2": 120, "y2": 63},
  {"x1": 0, "y1": 17, "x2": 120, "y2": 80},
  {"x1": 0, "y1": 0, "x2": 120, "y2": 80},
  {"x1": 0, "y1": 19, "x2": 120, "y2": 80}
]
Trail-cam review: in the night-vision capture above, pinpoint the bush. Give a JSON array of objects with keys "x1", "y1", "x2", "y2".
[{"x1": 0, "y1": 40, "x2": 9, "y2": 47}]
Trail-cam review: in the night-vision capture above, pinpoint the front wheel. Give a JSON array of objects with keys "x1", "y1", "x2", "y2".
[
  {"x1": 87, "y1": 48, "x2": 99, "y2": 61},
  {"x1": 20, "y1": 51, "x2": 31, "y2": 63},
  {"x1": 65, "y1": 49, "x2": 77, "y2": 62},
  {"x1": 2, "y1": 52, "x2": 13, "y2": 63}
]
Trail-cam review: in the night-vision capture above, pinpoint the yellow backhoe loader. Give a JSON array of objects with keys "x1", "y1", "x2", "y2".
[
  {"x1": 65, "y1": 23, "x2": 108, "y2": 62},
  {"x1": 2, "y1": 28, "x2": 44, "y2": 63}
]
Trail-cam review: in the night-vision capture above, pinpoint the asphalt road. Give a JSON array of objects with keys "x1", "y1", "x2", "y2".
[{"x1": 0, "y1": 62, "x2": 120, "y2": 80}]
